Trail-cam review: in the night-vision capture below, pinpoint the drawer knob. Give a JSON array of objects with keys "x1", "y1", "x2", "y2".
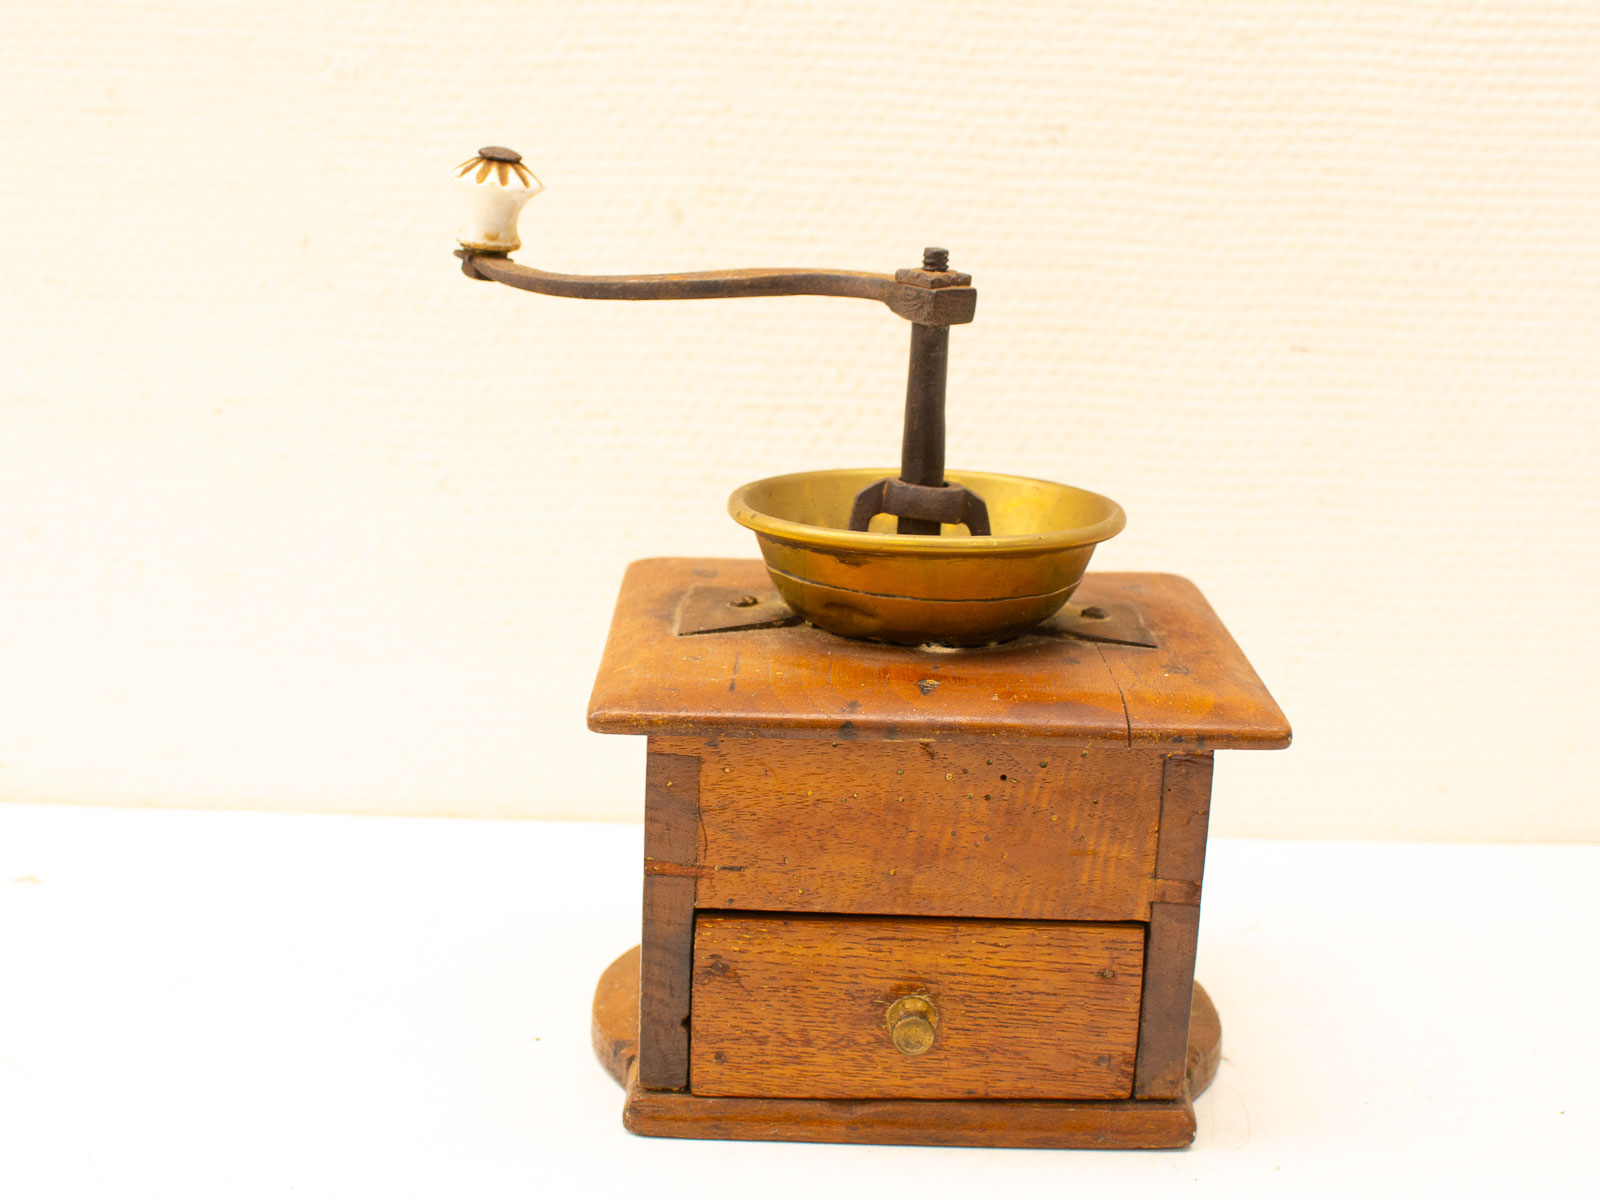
[{"x1": 885, "y1": 994, "x2": 939, "y2": 1056}]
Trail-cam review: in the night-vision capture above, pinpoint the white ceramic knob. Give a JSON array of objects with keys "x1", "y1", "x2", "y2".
[{"x1": 455, "y1": 147, "x2": 543, "y2": 252}]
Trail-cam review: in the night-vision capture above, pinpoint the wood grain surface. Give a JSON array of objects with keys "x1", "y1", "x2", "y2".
[
  {"x1": 652, "y1": 735, "x2": 1163, "y2": 921},
  {"x1": 592, "y1": 944, "x2": 1221, "y2": 1149},
  {"x1": 690, "y1": 914, "x2": 1144, "y2": 1100},
  {"x1": 1130, "y1": 753, "x2": 1215, "y2": 1099},
  {"x1": 637, "y1": 751, "x2": 700, "y2": 1089},
  {"x1": 623, "y1": 1084, "x2": 1198, "y2": 1149},
  {"x1": 590, "y1": 944, "x2": 640, "y2": 1086},
  {"x1": 588, "y1": 559, "x2": 1291, "y2": 750},
  {"x1": 1135, "y1": 901, "x2": 1204, "y2": 1100},
  {"x1": 1156, "y1": 753, "x2": 1215, "y2": 883}
]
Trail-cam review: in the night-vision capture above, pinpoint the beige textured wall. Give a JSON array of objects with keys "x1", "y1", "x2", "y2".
[{"x1": 2, "y1": 2, "x2": 1596, "y2": 839}]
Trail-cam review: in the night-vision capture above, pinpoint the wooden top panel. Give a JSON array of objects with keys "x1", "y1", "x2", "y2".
[{"x1": 588, "y1": 558, "x2": 1290, "y2": 749}]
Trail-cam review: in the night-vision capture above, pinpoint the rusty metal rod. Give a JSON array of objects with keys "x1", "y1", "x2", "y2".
[
  {"x1": 898, "y1": 323, "x2": 949, "y2": 535},
  {"x1": 458, "y1": 251, "x2": 976, "y2": 326},
  {"x1": 464, "y1": 257, "x2": 894, "y2": 303}
]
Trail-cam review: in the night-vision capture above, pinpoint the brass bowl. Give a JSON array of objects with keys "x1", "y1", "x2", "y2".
[{"x1": 728, "y1": 468, "x2": 1125, "y2": 645}]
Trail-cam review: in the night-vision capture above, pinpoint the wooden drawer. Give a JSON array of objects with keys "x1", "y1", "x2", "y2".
[{"x1": 690, "y1": 914, "x2": 1145, "y2": 1100}]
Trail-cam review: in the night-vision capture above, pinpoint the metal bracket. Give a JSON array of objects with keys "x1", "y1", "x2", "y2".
[
  {"x1": 1035, "y1": 602, "x2": 1159, "y2": 648},
  {"x1": 675, "y1": 587, "x2": 804, "y2": 637},
  {"x1": 674, "y1": 587, "x2": 1157, "y2": 648},
  {"x1": 847, "y1": 477, "x2": 992, "y2": 534}
]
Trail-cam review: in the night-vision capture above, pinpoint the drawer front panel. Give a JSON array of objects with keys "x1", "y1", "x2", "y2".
[
  {"x1": 691, "y1": 914, "x2": 1144, "y2": 1100},
  {"x1": 653, "y1": 737, "x2": 1163, "y2": 922}
]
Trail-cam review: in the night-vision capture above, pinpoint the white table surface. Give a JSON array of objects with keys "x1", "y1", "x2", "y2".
[{"x1": 2, "y1": 803, "x2": 1594, "y2": 1198}]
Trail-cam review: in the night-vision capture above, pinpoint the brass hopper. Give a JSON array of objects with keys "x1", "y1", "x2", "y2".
[{"x1": 454, "y1": 146, "x2": 1124, "y2": 646}]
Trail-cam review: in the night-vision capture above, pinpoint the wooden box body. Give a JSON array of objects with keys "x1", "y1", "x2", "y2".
[{"x1": 588, "y1": 558, "x2": 1289, "y2": 1148}]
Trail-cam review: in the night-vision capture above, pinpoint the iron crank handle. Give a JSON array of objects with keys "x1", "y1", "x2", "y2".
[
  {"x1": 455, "y1": 252, "x2": 976, "y2": 326},
  {"x1": 452, "y1": 146, "x2": 974, "y2": 326},
  {"x1": 453, "y1": 146, "x2": 984, "y2": 535}
]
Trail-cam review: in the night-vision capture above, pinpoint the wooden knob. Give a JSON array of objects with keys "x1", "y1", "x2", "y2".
[
  {"x1": 455, "y1": 146, "x2": 544, "y2": 253},
  {"x1": 885, "y1": 994, "x2": 938, "y2": 1056}
]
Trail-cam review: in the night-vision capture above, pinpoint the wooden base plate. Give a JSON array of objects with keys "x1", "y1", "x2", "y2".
[{"x1": 591, "y1": 945, "x2": 1222, "y2": 1150}]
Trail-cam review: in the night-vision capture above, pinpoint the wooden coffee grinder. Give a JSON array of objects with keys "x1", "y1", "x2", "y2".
[{"x1": 455, "y1": 148, "x2": 1290, "y2": 1149}]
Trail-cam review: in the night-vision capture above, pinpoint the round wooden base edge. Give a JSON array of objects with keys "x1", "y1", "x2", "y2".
[{"x1": 590, "y1": 943, "x2": 1223, "y2": 1140}]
